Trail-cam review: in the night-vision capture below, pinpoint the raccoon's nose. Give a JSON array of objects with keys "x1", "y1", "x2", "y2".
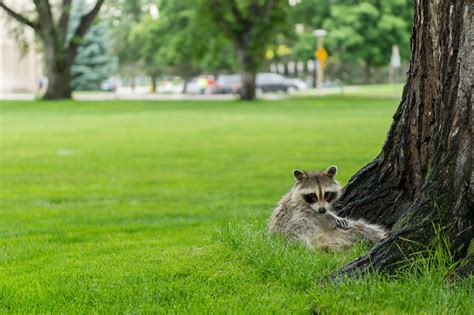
[{"x1": 318, "y1": 207, "x2": 326, "y2": 214}]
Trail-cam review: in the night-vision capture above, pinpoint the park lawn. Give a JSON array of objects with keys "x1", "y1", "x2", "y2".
[
  {"x1": 0, "y1": 97, "x2": 472, "y2": 313},
  {"x1": 343, "y1": 83, "x2": 404, "y2": 97},
  {"x1": 294, "y1": 83, "x2": 404, "y2": 98}
]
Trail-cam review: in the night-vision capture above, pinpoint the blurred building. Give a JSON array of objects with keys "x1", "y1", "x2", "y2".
[{"x1": 0, "y1": 1, "x2": 42, "y2": 94}]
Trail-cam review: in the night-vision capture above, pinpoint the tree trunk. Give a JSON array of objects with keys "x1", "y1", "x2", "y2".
[
  {"x1": 0, "y1": 0, "x2": 104, "y2": 100},
  {"x1": 44, "y1": 51, "x2": 73, "y2": 100},
  {"x1": 240, "y1": 70, "x2": 256, "y2": 100},
  {"x1": 333, "y1": 0, "x2": 472, "y2": 276},
  {"x1": 150, "y1": 74, "x2": 157, "y2": 93},
  {"x1": 182, "y1": 77, "x2": 190, "y2": 94},
  {"x1": 237, "y1": 47, "x2": 257, "y2": 100},
  {"x1": 364, "y1": 62, "x2": 371, "y2": 84}
]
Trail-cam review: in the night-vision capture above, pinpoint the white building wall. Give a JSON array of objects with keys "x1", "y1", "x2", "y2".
[{"x1": 0, "y1": 1, "x2": 42, "y2": 93}]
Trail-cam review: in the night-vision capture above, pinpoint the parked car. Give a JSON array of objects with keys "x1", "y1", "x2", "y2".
[
  {"x1": 256, "y1": 73, "x2": 299, "y2": 92},
  {"x1": 212, "y1": 74, "x2": 242, "y2": 94},
  {"x1": 286, "y1": 78, "x2": 308, "y2": 91},
  {"x1": 211, "y1": 73, "x2": 306, "y2": 94}
]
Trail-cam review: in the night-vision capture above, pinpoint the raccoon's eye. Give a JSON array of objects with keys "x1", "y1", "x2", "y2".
[
  {"x1": 303, "y1": 193, "x2": 318, "y2": 204},
  {"x1": 324, "y1": 191, "x2": 337, "y2": 202}
]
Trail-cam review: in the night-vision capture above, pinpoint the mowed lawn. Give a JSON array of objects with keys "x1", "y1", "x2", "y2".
[{"x1": 0, "y1": 97, "x2": 472, "y2": 313}]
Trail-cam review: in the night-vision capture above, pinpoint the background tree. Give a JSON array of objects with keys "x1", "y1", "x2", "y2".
[
  {"x1": 130, "y1": 0, "x2": 237, "y2": 93},
  {"x1": 332, "y1": 0, "x2": 472, "y2": 277},
  {"x1": 203, "y1": 0, "x2": 288, "y2": 100},
  {"x1": 323, "y1": 1, "x2": 411, "y2": 82},
  {"x1": 129, "y1": 15, "x2": 163, "y2": 92},
  {"x1": 286, "y1": 0, "x2": 330, "y2": 63},
  {"x1": 0, "y1": 0, "x2": 105, "y2": 99},
  {"x1": 105, "y1": 0, "x2": 150, "y2": 90},
  {"x1": 69, "y1": 0, "x2": 117, "y2": 91},
  {"x1": 70, "y1": 22, "x2": 117, "y2": 91},
  {"x1": 287, "y1": 0, "x2": 330, "y2": 29},
  {"x1": 288, "y1": 0, "x2": 412, "y2": 84}
]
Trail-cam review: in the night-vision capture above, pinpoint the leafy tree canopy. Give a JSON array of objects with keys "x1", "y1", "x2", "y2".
[
  {"x1": 129, "y1": 0, "x2": 237, "y2": 81},
  {"x1": 289, "y1": 0, "x2": 412, "y2": 69}
]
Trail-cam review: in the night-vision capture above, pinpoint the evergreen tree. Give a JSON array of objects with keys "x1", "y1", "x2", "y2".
[
  {"x1": 69, "y1": 0, "x2": 117, "y2": 91},
  {"x1": 0, "y1": 0, "x2": 105, "y2": 99}
]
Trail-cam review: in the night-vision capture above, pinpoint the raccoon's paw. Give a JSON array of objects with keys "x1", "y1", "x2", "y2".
[
  {"x1": 370, "y1": 227, "x2": 388, "y2": 243},
  {"x1": 335, "y1": 218, "x2": 350, "y2": 229},
  {"x1": 369, "y1": 223, "x2": 388, "y2": 241},
  {"x1": 378, "y1": 230, "x2": 388, "y2": 241}
]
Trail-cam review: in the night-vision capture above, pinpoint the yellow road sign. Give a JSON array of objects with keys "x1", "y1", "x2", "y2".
[
  {"x1": 315, "y1": 47, "x2": 328, "y2": 68},
  {"x1": 315, "y1": 47, "x2": 328, "y2": 61}
]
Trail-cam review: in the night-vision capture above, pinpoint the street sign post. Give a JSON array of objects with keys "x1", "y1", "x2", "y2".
[{"x1": 313, "y1": 29, "x2": 327, "y2": 95}]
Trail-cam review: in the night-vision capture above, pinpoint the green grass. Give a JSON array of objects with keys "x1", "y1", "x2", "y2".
[
  {"x1": 0, "y1": 97, "x2": 471, "y2": 313},
  {"x1": 295, "y1": 83, "x2": 404, "y2": 98},
  {"x1": 343, "y1": 83, "x2": 404, "y2": 97}
]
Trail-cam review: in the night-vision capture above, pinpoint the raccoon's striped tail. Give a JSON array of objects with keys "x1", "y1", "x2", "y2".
[{"x1": 352, "y1": 219, "x2": 387, "y2": 244}]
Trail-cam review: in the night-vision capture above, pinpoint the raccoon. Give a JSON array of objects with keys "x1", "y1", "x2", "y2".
[{"x1": 268, "y1": 166, "x2": 387, "y2": 250}]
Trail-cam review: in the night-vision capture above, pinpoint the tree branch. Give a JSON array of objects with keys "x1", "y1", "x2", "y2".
[
  {"x1": 207, "y1": 0, "x2": 241, "y2": 42},
  {"x1": 68, "y1": 0, "x2": 104, "y2": 52},
  {"x1": 33, "y1": 0, "x2": 61, "y2": 50},
  {"x1": 0, "y1": 1, "x2": 39, "y2": 30},
  {"x1": 58, "y1": 0, "x2": 72, "y2": 36}
]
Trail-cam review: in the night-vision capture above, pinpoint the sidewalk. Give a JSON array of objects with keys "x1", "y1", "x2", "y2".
[{"x1": 0, "y1": 92, "x2": 288, "y2": 101}]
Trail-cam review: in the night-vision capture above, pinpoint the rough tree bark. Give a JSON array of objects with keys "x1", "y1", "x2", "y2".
[
  {"x1": 332, "y1": 0, "x2": 473, "y2": 276},
  {"x1": 43, "y1": 46, "x2": 74, "y2": 99},
  {"x1": 0, "y1": 0, "x2": 104, "y2": 100},
  {"x1": 237, "y1": 47, "x2": 257, "y2": 100}
]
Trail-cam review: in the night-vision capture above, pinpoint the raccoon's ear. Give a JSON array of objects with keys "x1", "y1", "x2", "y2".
[
  {"x1": 326, "y1": 165, "x2": 338, "y2": 179},
  {"x1": 293, "y1": 169, "x2": 304, "y2": 181}
]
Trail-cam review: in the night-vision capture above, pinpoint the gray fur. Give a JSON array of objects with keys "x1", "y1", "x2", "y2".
[{"x1": 268, "y1": 167, "x2": 387, "y2": 250}]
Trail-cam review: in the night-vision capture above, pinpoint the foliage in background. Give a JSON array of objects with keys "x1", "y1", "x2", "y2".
[
  {"x1": 129, "y1": 0, "x2": 237, "y2": 92},
  {"x1": 68, "y1": 0, "x2": 117, "y2": 91},
  {"x1": 0, "y1": 0, "x2": 414, "y2": 95},
  {"x1": 102, "y1": 0, "x2": 413, "y2": 88},
  {"x1": 289, "y1": 0, "x2": 412, "y2": 83},
  {"x1": 128, "y1": 15, "x2": 163, "y2": 91},
  {"x1": 105, "y1": 0, "x2": 148, "y2": 84},
  {"x1": 201, "y1": 0, "x2": 289, "y2": 99},
  {"x1": 323, "y1": 0, "x2": 411, "y2": 80}
]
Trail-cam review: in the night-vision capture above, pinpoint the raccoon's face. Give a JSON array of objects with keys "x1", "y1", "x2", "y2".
[{"x1": 292, "y1": 166, "x2": 341, "y2": 214}]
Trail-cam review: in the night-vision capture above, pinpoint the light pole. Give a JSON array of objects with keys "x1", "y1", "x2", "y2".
[{"x1": 313, "y1": 29, "x2": 327, "y2": 95}]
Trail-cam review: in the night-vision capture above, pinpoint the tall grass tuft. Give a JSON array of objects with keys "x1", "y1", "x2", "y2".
[
  {"x1": 394, "y1": 224, "x2": 462, "y2": 283},
  {"x1": 216, "y1": 221, "x2": 474, "y2": 313},
  {"x1": 215, "y1": 221, "x2": 369, "y2": 289}
]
